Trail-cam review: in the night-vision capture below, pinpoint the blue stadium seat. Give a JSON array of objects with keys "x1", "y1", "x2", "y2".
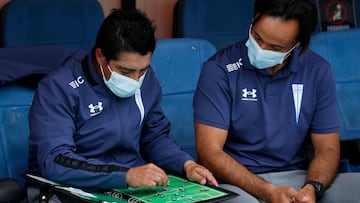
[
  {"x1": 0, "y1": 85, "x2": 35, "y2": 188},
  {"x1": 309, "y1": 28, "x2": 360, "y2": 141},
  {"x1": 0, "y1": 45, "x2": 86, "y2": 201},
  {"x1": 0, "y1": 83, "x2": 35, "y2": 202},
  {"x1": 151, "y1": 38, "x2": 217, "y2": 159},
  {"x1": 173, "y1": 0, "x2": 254, "y2": 50},
  {"x1": 0, "y1": 0, "x2": 104, "y2": 51},
  {"x1": 309, "y1": 28, "x2": 360, "y2": 172}
]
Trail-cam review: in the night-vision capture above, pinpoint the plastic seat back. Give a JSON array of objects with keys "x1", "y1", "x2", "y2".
[
  {"x1": 173, "y1": 0, "x2": 254, "y2": 50},
  {"x1": 0, "y1": 45, "x2": 87, "y2": 187},
  {"x1": 0, "y1": 85, "x2": 34, "y2": 187},
  {"x1": 309, "y1": 28, "x2": 360, "y2": 172},
  {"x1": 0, "y1": 0, "x2": 104, "y2": 51},
  {"x1": 309, "y1": 28, "x2": 360, "y2": 141},
  {"x1": 151, "y1": 38, "x2": 217, "y2": 159}
]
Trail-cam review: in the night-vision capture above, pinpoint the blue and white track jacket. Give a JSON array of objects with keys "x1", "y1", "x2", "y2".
[{"x1": 28, "y1": 54, "x2": 192, "y2": 189}]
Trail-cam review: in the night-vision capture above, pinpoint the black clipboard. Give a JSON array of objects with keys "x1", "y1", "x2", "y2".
[{"x1": 24, "y1": 173, "x2": 238, "y2": 203}]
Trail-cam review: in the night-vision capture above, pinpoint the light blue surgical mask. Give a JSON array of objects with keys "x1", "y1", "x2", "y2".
[
  {"x1": 245, "y1": 27, "x2": 298, "y2": 69},
  {"x1": 100, "y1": 64, "x2": 145, "y2": 98}
]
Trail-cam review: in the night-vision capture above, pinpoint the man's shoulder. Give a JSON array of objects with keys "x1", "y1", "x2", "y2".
[
  {"x1": 205, "y1": 40, "x2": 249, "y2": 72},
  {"x1": 297, "y1": 48, "x2": 331, "y2": 67},
  {"x1": 38, "y1": 58, "x2": 85, "y2": 91},
  {"x1": 210, "y1": 40, "x2": 246, "y2": 62}
]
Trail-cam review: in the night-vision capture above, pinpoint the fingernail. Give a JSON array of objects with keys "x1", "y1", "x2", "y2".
[{"x1": 302, "y1": 196, "x2": 310, "y2": 201}]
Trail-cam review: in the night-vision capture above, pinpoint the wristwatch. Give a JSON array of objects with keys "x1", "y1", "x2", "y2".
[{"x1": 303, "y1": 180, "x2": 325, "y2": 200}]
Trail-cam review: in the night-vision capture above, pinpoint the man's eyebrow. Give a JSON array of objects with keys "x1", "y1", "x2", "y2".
[
  {"x1": 117, "y1": 66, "x2": 134, "y2": 72},
  {"x1": 252, "y1": 29, "x2": 261, "y2": 40},
  {"x1": 116, "y1": 65, "x2": 150, "y2": 72}
]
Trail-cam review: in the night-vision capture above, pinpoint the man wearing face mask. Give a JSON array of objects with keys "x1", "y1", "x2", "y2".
[
  {"x1": 193, "y1": 0, "x2": 360, "y2": 202},
  {"x1": 27, "y1": 8, "x2": 218, "y2": 202}
]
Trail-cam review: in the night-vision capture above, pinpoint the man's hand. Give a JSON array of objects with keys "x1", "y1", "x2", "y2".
[
  {"x1": 265, "y1": 185, "x2": 299, "y2": 203},
  {"x1": 293, "y1": 184, "x2": 316, "y2": 203},
  {"x1": 126, "y1": 163, "x2": 168, "y2": 188},
  {"x1": 266, "y1": 185, "x2": 315, "y2": 203},
  {"x1": 184, "y1": 160, "x2": 219, "y2": 186}
]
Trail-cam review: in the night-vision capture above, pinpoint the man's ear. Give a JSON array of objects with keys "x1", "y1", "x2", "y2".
[{"x1": 95, "y1": 48, "x2": 106, "y2": 65}]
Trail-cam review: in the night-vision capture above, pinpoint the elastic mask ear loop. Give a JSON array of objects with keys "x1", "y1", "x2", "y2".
[
  {"x1": 99, "y1": 64, "x2": 112, "y2": 81},
  {"x1": 99, "y1": 64, "x2": 105, "y2": 77},
  {"x1": 105, "y1": 64, "x2": 112, "y2": 73},
  {"x1": 284, "y1": 42, "x2": 300, "y2": 60}
]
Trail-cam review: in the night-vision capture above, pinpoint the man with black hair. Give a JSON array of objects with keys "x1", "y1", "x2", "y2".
[
  {"x1": 193, "y1": 0, "x2": 360, "y2": 202},
  {"x1": 28, "y1": 8, "x2": 217, "y2": 202}
]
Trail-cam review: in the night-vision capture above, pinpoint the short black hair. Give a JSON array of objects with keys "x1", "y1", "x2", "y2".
[
  {"x1": 253, "y1": 0, "x2": 317, "y2": 52},
  {"x1": 92, "y1": 9, "x2": 156, "y2": 62}
]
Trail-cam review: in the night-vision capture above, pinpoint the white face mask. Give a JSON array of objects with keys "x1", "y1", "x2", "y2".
[
  {"x1": 100, "y1": 64, "x2": 145, "y2": 98},
  {"x1": 245, "y1": 27, "x2": 298, "y2": 69}
]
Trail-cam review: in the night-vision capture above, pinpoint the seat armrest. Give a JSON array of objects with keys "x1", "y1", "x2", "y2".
[
  {"x1": 0, "y1": 179, "x2": 25, "y2": 202},
  {"x1": 341, "y1": 139, "x2": 360, "y2": 165}
]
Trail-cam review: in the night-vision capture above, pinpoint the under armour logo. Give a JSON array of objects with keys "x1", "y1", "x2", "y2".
[
  {"x1": 88, "y1": 102, "x2": 103, "y2": 117},
  {"x1": 242, "y1": 88, "x2": 258, "y2": 101}
]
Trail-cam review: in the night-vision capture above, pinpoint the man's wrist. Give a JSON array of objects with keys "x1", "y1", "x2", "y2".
[
  {"x1": 302, "y1": 180, "x2": 325, "y2": 200},
  {"x1": 183, "y1": 160, "x2": 196, "y2": 172}
]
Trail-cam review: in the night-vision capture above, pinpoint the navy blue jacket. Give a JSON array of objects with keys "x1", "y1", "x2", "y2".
[{"x1": 28, "y1": 54, "x2": 192, "y2": 189}]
